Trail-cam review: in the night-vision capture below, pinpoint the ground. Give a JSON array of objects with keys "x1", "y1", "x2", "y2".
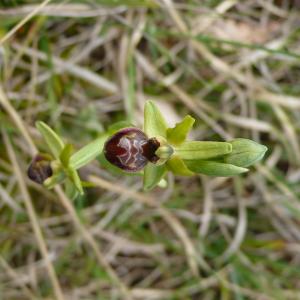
[{"x1": 0, "y1": 1, "x2": 300, "y2": 299}]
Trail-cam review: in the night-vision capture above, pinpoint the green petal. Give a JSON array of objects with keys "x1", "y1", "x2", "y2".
[
  {"x1": 70, "y1": 135, "x2": 107, "y2": 170},
  {"x1": 167, "y1": 115, "x2": 195, "y2": 145},
  {"x1": 36, "y1": 121, "x2": 64, "y2": 159},
  {"x1": 175, "y1": 141, "x2": 232, "y2": 160},
  {"x1": 185, "y1": 160, "x2": 248, "y2": 177},
  {"x1": 143, "y1": 163, "x2": 167, "y2": 191},
  {"x1": 144, "y1": 101, "x2": 168, "y2": 138},
  {"x1": 167, "y1": 155, "x2": 194, "y2": 176}
]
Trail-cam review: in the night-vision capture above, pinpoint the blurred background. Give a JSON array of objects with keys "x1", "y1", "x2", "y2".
[{"x1": 1, "y1": 1, "x2": 300, "y2": 299}]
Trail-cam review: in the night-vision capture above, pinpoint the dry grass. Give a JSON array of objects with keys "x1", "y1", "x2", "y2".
[{"x1": 1, "y1": 0, "x2": 300, "y2": 299}]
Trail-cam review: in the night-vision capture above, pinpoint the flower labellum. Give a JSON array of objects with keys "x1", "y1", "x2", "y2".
[
  {"x1": 27, "y1": 154, "x2": 53, "y2": 184},
  {"x1": 104, "y1": 128, "x2": 160, "y2": 172}
]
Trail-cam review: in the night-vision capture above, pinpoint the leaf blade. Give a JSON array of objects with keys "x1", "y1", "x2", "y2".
[{"x1": 70, "y1": 135, "x2": 107, "y2": 170}]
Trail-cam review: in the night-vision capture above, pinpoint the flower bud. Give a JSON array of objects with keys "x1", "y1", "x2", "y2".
[
  {"x1": 27, "y1": 154, "x2": 53, "y2": 184},
  {"x1": 103, "y1": 128, "x2": 160, "y2": 172},
  {"x1": 224, "y1": 138, "x2": 268, "y2": 167}
]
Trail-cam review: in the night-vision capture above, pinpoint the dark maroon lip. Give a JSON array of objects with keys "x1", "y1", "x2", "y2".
[
  {"x1": 27, "y1": 154, "x2": 53, "y2": 184},
  {"x1": 104, "y1": 127, "x2": 160, "y2": 172}
]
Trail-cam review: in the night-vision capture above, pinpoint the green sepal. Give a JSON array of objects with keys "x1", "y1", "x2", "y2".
[
  {"x1": 167, "y1": 115, "x2": 195, "y2": 145},
  {"x1": 43, "y1": 171, "x2": 66, "y2": 189},
  {"x1": 70, "y1": 135, "x2": 107, "y2": 170},
  {"x1": 184, "y1": 160, "x2": 248, "y2": 177},
  {"x1": 225, "y1": 138, "x2": 268, "y2": 167},
  {"x1": 68, "y1": 167, "x2": 84, "y2": 195},
  {"x1": 167, "y1": 155, "x2": 194, "y2": 176},
  {"x1": 65, "y1": 179, "x2": 79, "y2": 200},
  {"x1": 143, "y1": 163, "x2": 167, "y2": 191},
  {"x1": 175, "y1": 141, "x2": 232, "y2": 160},
  {"x1": 60, "y1": 144, "x2": 73, "y2": 167},
  {"x1": 36, "y1": 121, "x2": 64, "y2": 159},
  {"x1": 144, "y1": 100, "x2": 168, "y2": 138}
]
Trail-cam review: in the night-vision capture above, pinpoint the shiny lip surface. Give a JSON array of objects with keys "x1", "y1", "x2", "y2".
[{"x1": 104, "y1": 128, "x2": 160, "y2": 172}]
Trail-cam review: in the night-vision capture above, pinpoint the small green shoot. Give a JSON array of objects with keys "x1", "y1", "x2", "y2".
[{"x1": 30, "y1": 101, "x2": 267, "y2": 193}]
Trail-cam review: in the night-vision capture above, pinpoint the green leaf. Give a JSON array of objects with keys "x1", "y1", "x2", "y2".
[
  {"x1": 70, "y1": 136, "x2": 107, "y2": 170},
  {"x1": 184, "y1": 160, "x2": 248, "y2": 177},
  {"x1": 68, "y1": 167, "x2": 84, "y2": 195},
  {"x1": 175, "y1": 141, "x2": 232, "y2": 160},
  {"x1": 143, "y1": 163, "x2": 167, "y2": 191},
  {"x1": 144, "y1": 101, "x2": 168, "y2": 138},
  {"x1": 36, "y1": 121, "x2": 64, "y2": 159},
  {"x1": 167, "y1": 115, "x2": 195, "y2": 145},
  {"x1": 59, "y1": 144, "x2": 73, "y2": 167},
  {"x1": 225, "y1": 138, "x2": 268, "y2": 167},
  {"x1": 167, "y1": 155, "x2": 194, "y2": 176}
]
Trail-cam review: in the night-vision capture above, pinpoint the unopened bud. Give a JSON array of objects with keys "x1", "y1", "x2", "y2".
[{"x1": 225, "y1": 139, "x2": 267, "y2": 168}]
